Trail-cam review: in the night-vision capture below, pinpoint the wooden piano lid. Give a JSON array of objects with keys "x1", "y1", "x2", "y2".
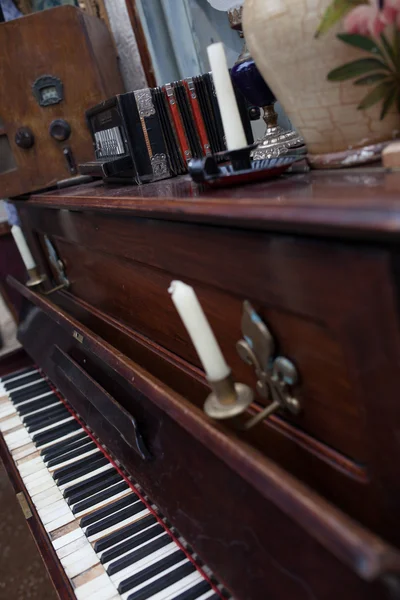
[{"x1": 20, "y1": 168, "x2": 400, "y2": 241}]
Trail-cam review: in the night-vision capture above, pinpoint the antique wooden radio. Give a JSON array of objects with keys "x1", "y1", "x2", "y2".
[{"x1": 0, "y1": 5, "x2": 124, "y2": 198}]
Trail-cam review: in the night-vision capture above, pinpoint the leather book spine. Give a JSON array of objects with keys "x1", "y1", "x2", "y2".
[
  {"x1": 184, "y1": 78, "x2": 212, "y2": 157},
  {"x1": 163, "y1": 83, "x2": 192, "y2": 163}
]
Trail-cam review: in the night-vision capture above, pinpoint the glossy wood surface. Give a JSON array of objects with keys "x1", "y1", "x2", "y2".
[
  {"x1": 25, "y1": 169, "x2": 400, "y2": 240},
  {"x1": 10, "y1": 290, "x2": 399, "y2": 600},
  {"x1": 16, "y1": 191, "x2": 400, "y2": 548},
  {"x1": 0, "y1": 6, "x2": 123, "y2": 197},
  {"x1": 10, "y1": 169, "x2": 400, "y2": 597}
]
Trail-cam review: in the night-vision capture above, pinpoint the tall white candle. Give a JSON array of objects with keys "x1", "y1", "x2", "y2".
[
  {"x1": 11, "y1": 225, "x2": 36, "y2": 270},
  {"x1": 169, "y1": 280, "x2": 230, "y2": 382},
  {"x1": 207, "y1": 42, "x2": 247, "y2": 151}
]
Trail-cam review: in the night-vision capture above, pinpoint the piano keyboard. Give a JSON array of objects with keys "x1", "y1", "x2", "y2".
[
  {"x1": 95, "y1": 127, "x2": 125, "y2": 158},
  {"x1": 0, "y1": 366, "x2": 227, "y2": 600}
]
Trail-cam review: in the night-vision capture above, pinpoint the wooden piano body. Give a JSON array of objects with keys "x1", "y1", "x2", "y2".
[{"x1": 3, "y1": 170, "x2": 400, "y2": 599}]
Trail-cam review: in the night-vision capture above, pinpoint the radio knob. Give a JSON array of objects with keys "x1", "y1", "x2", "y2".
[
  {"x1": 15, "y1": 127, "x2": 34, "y2": 149},
  {"x1": 49, "y1": 119, "x2": 71, "y2": 142}
]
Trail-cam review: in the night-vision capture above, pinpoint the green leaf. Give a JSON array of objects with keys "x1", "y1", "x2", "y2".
[
  {"x1": 315, "y1": 0, "x2": 367, "y2": 38},
  {"x1": 380, "y1": 32, "x2": 397, "y2": 68},
  {"x1": 354, "y1": 73, "x2": 391, "y2": 85},
  {"x1": 357, "y1": 81, "x2": 395, "y2": 110},
  {"x1": 337, "y1": 33, "x2": 384, "y2": 57},
  {"x1": 380, "y1": 86, "x2": 397, "y2": 120},
  {"x1": 327, "y1": 58, "x2": 390, "y2": 81}
]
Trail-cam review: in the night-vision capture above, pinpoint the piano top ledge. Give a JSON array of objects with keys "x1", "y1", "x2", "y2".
[{"x1": 13, "y1": 170, "x2": 400, "y2": 242}]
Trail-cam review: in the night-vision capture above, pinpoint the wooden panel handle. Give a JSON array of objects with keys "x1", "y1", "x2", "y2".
[{"x1": 52, "y1": 345, "x2": 150, "y2": 460}]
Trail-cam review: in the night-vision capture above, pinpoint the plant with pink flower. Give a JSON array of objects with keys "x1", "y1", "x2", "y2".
[{"x1": 316, "y1": 0, "x2": 400, "y2": 119}]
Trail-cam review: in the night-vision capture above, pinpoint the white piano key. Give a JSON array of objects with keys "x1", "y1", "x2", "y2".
[
  {"x1": 196, "y1": 591, "x2": 217, "y2": 600},
  {"x1": 119, "y1": 558, "x2": 188, "y2": 600},
  {"x1": 150, "y1": 571, "x2": 203, "y2": 600},
  {"x1": 88, "y1": 508, "x2": 151, "y2": 543},
  {"x1": 58, "y1": 463, "x2": 114, "y2": 492},
  {"x1": 52, "y1": 525, "x2": 84, "y2": 551},
  {"x1": 73, "y1": 489, "x2": 132, "y2": 519},
  {"x1": 18, "y1": 455, "x2": 45, "y2": 475},
  {"x1": 60, "y1": 543, "x2": 97, "y2": 567},
  {"x1": 32, "y1": 484, "x2": 63, "y2": 502},
  {"x1": 26, "y1": 476, "x2": 57, "y2": 496},
  {"x1": 44, "y1": 510, "x2": 76, "y2": 533},
  {"x1": 48, "y1": 448, "x2": 100, "y2": 472},
  {"x1": 0, "y1": 415, "x2": 23, "y2": 432},
  {"x1": 23, "y1": 467, "x2": 50, "y2": 484},
  {"x1": 110, "y1": 542, "x2": 178, "y2": 588},
  {"x1": 12, "y1": 442, "x2": 38, "y2": 461},
  {"x1": 32, "y1": 488, "x2": 64, "y2": 510},
  {"x1": 75, "y1": 572, "x2": 114, "y2": 600},
  {"x1": 32, "y1": 415, "x2": 74, "y2": 435},
  {"x1": 38, "y1": 501, "x2": 72, "y2": 525},
  {"x1": 0, "y1": 404, "x2": 16, "y2": 418},
  {"x1": 5, "y1": 430, "x2": 32, "y2": 450},
  {"x1": 86, "y1": 585, "x2": 120, "y2": 600},
  {"x1": 56, "y1": 535, "x2": 89, "y2": 560},
  {"x1": 61, "y1": 547, "x2": 99, "y2": 578}
]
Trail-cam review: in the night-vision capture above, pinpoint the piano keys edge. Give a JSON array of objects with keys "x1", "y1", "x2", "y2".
[{"x1": 0, "y1": 426, "x2": 77, "y2": 600}]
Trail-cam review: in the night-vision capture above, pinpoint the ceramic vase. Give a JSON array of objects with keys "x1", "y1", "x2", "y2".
[{"x1": 243, "y1": 0, "x2": 400, "y2": 168}]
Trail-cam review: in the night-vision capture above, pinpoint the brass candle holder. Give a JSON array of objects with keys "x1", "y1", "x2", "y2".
[
  {"x1": 204, "y1": 372, "x2": 254, "y2": 420},
  {"x1": 26, "y1": 266, "x2": 47, "y2": 288},
  {"x1": 203, "y1": 301, "x2": 302, "y2": 430}
]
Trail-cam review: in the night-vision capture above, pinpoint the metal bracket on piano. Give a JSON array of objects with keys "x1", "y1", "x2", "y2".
[{"x1": 204, "y1": 301, "x2": 302, "y2": 430}]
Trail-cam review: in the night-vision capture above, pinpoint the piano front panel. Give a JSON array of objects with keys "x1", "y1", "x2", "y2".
[
  {"x1": 3, "y1": 289, "x2": 396, "y2": 600},
  {"x1": 17, "y1": 203, "x2": 397, "y2": 541}
]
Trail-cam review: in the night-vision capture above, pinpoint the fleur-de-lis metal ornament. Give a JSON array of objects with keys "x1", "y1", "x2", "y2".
[{"x1": 236, "y1": 301, "x2": 301, "y2": 429}]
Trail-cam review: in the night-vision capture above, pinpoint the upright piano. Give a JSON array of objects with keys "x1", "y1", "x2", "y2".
[{"x1": 2, "y1": 169, "x2": 400, "y2": 600}]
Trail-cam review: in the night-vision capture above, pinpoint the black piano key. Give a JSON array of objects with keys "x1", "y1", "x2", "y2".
[
  {"x1": 94, "y1": 514, "x2": 157, "y2": 554},
  {"x1": 127, "y1": 561, "x2": 195, "y2": 600},
  {"x1": 66, "y1": 470, "x2": 122, "y2": 504},
  {"x1": 72, "y1": 480, "x2": 129, "y2": 515},
  {"x1": 54, "y1": 455, "x2": 108, "y2": 486},
  {"x1": 26, "y1": 410, "x2": 71, "y2": 433},
  {"x1": 173, "y1": 580, "x2": 211, "y2": 600},
  {"x1": 80, "y1": 493, "x2": 138, "y2": 528},
  {"x1": 11, "y1": 381, "x2": 51, "y2": 404},
  {"x1": 32, "y1": 419, "x2": 81, "y2": 446},
  {"x1": 23, "y1": 404, "x2": 68, "y2": 426},
  {"x1": 64, "y1": 468, "x2": 120, "y2": 500},
  {"x1": 2, "y1": 367, "x2": 35, "y2": 382},
  {"x1": 18, "y1": 394, "x2": 60, "y2": 416},
  {"x1": 4, "y1": 372, "x2": 42, "y2": 391},
  {"x1": 118, "y1": 549, "x2": 185, "y2": 594},
  {"x1": 52, "y1": 450, "x2": 102, "y2": 480},
  {"x1": 85, "y1": 500, "x2": 147, "y2": 537},
  {"x1": 101, "y1": 523, "x2": 163, "y2": 564},
  {"x1": 47, "y1": 441, "x2": 97, "y2": 469},
  {"x1": 107, "y1": 532, "x2": 169, "y2": 576},
  {"x1": 41, "y1": 431, "x2": 88, "y2": 460}
]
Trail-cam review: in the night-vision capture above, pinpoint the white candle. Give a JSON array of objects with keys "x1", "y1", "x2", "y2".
[
  {"x1": 169, "y1": 280, "x2": 230, "y2": 382},
  {"x1": 11, "y1": 225, "x2": 36, "y2": 270},
  {"x1": 207, "y1": 42, "x2": 247, "y2": 151}
]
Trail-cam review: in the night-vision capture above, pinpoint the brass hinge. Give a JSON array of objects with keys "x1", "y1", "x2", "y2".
[{"x1": 16, "y1": 491, "x2": 32, "y2": 519}]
